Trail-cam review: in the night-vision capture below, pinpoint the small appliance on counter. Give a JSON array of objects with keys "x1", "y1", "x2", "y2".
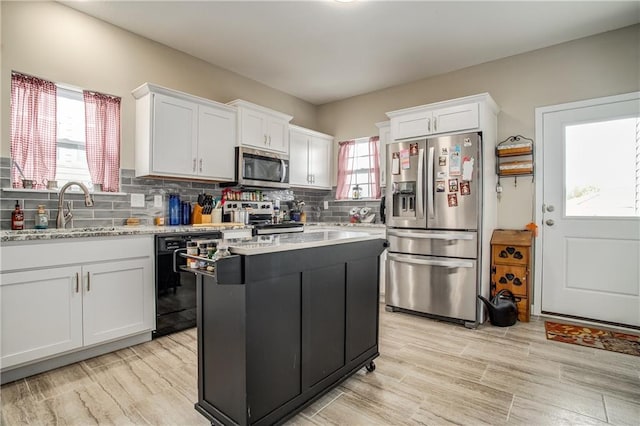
[{"x1": 223, "y1": 200, "x2": 304, "y2": 235}]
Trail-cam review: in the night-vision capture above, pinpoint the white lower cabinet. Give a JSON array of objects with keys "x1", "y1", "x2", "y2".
[
  {"x1": 0, "y1": 266, "x2": 83, "y2": 369},
  {"x1": 82, "y1": 258, "x2": 153, "y2": 346},
  {"x1": 0, "y1": 237, "x2": 154, "y2": 371}
]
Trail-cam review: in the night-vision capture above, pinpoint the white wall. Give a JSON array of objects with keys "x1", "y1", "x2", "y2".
[{"x1": 316, "y1": 25, "x2": 640, "y2": 228}]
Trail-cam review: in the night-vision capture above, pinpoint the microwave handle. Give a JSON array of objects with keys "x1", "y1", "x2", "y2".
[{"x1": 281, "y1": 160, "x2": 288, "y2": 183}]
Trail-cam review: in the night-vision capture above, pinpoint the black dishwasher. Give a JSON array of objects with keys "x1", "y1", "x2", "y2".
[{"x1": 154, "y1": 232, "x2": 221, "y2": 338}]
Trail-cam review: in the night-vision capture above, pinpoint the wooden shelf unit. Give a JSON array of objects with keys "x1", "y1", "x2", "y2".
[
  {"x1": 490, "y1": 229, "x2": 534, "y2": 322},
  {"x1": 496, "y1": 135, "x2": 534, "y2": 177}
]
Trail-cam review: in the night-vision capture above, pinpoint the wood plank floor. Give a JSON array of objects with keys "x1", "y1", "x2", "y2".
[{"x1": 2, "y1": 305, "x2": 639, "y2": 425}]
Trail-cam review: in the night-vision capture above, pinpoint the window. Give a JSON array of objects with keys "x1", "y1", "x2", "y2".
[
  {"x1": 11, "y1": 71, "x2": 121, "y2": 192},
  {"x1": 56, "y1": 87, "x2": 93, "y2": 190},
  {"x1": 336, "y1": 136, "x2": 381, "y2": 200},
  {"x1": 565, "y1": 116, "x2": 640, "y2": 217}
]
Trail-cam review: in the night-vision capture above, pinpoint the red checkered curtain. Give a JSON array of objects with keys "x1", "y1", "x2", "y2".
[
  {"x1": 336, "y1": 139, "x2": 355, "y2": 200},
  {"x1": 83, "y1": 91, "x2": 121, "y2": 192},
  {"x1": 10, "y1": 73, "x2": 57, "y2": 189}
]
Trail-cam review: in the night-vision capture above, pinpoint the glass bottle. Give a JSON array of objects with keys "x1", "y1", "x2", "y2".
[{"x1": 35, "y1": 205, "x2": 48, "y2": 229}]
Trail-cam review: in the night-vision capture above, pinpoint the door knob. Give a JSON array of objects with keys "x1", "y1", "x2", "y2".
[{"x1": 545, "y1": 219, "x2": 555, "y2": 226}]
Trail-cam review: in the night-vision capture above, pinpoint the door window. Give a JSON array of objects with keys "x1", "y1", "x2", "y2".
[{"x1": 564, "y1": 117, "x2": 640, "y2": 217}]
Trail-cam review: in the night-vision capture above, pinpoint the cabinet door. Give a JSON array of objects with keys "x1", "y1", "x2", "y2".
[
  {"x1": 391, "y1": 110, "x2": 432, "y2": 140},
  {"x1": 1, "y1": 266, "x2": 83, "y2": 369},
  {"x1": 239, "y1": 108, "x2": 268, "y2": 149},
  {"x1": 197, "y1": 105, "x2": 236, "y2": 181},
  {"x1": 309, "y1": 135, "x2": 332, "y2": 189},
  {"x1": 302, "y1": 264, "x2": 346, "y2": 388},
  {"x1": 432, "y1": 102, "x2": 479, "y2": 135},
  {"x1": 267, "y1": 117, "x2": 289, "y2": 153},
  {"x1": 152, "y1": 93, "x2": 198, "y2": 176},
  {"x1": 82, "y1": 258, "x2": 154, "y2": 346},
  {"x1": 289, "y1": 129, "x2": 309, "y2": 186},
  {"x1": 492, "y1": 265, "x2": 528, "y2": 297},
  {"x1": 246, "y1": 274, "x2": 301, "y2": 422},
  {"x1": 346, "y1": 257, "x2": 379, "y2": 362}
]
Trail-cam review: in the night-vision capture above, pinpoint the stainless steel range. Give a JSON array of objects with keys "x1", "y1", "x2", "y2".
[{"x1": 223, "y1": 201, "x2": 304, "y2": 235}]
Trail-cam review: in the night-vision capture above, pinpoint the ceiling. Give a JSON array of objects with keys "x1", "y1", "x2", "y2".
[{"x1": 62, "y1": 1, "x2": 640, "y2": 105}]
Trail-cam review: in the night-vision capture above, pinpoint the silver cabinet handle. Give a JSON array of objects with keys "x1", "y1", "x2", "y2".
[
  {"x1": 546, "y1": 219, "x2": 555, "y2": 226},
  {"x1": 199, "y1": 159, "x2": 203, "y2": 172},
  {"x1": 433, "y1": 117, "x2": 437, "y2": 132},
  {"x1": 268, "y1": 135, "x2": 272, "y2": 145},
  {"x1": 427, "y1": 118, "x2": 431, "y2": 132},
  {"x1": 264, "y1": 135, "x2": 268, "y2": 145},
  {"x1": 76, "y1": 272, "x2": 80, "y2": 293},
  {"x1": 192, "y1": 158, "x2": 196, "y2": 172},
  {"x1": 87, "y1": 272, "x2": 91, "y2": 292}
]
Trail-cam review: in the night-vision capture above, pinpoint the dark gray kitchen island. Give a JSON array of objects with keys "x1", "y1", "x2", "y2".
[{"x1": 192, "y1": 230, "x2": 386, "y2": 426}]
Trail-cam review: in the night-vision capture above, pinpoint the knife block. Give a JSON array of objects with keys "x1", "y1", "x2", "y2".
[{"x1": 192, "y1": 204, "x2": 212, "y2": 224}]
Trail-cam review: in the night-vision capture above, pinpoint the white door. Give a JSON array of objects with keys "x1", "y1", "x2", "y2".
[
  {"x1": 152, "y1": 94, "x2": 198, "y2": 176},
  {"x1": 289, "y1": 129, "x2": 309, "y2": 186},
  {"x1": 536, "y1": 92, "x2": 640, "y2": 327},
  {"x1": 309, "y1": 136, "x2": 332, "y2": 189},
  {"x1": 198, "y1": 105, "x2": 236, "y2": 181},
  {"x1": 267, "y1": 117, "x2": 289, "y2": 153},
  {"x1": 82, "y1": 258, "x2": 153, "y2": 346},
  {"x1": 240, "y1": 108, "x2": 268, "y2": 149},
  {"x1": 0, "y1": 266, "x2": 83, "y2": 368}
]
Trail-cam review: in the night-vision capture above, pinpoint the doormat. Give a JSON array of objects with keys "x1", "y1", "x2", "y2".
[{"x1": 544, "y1": 321, "x2": 640, "y2": 357}]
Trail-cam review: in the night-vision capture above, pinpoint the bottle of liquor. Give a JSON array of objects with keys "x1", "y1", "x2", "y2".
[{"x1": 11, "y1": 200, "x2": 24, "y2": 230}]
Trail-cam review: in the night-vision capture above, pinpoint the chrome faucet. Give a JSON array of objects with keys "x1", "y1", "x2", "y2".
[{"x1": 56, "y1": 182, "x2": 94, "y2": 229}]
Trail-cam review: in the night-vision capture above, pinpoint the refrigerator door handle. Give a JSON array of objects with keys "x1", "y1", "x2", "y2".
[
  {"x1": 427, "y1": 146, "x2": 435, "y2": 219},
  {"x1": 387, "y1": 230, "x2": 474, "y2": 240},
  {"x1": 416, "y1": 148, "x2": 424, "y2": 219},
  {"x1": 388, "y1": 253, "x2": 474, "y2": 269}
]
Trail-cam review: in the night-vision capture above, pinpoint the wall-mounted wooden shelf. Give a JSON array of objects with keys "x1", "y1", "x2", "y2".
[{"x1": 496, "y1": 135, "x2": 534, "y2": 178}]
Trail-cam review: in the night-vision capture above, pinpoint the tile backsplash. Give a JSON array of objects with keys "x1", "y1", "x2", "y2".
[{"x1": 0, "y1": 157, "x2": 382, "y2": 230}]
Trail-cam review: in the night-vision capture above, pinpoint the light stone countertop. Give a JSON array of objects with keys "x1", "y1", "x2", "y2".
[
  {"x1": 0, "y1": 222, "x2": 385, "y2": 243},
  {"x1": 227, "y1": 229, "x2": 384, "y2": 256},
  {"x1": 0, "y1": 224, "x2": 250, "y2": 243}
]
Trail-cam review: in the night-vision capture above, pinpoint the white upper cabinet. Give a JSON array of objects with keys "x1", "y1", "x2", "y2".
[
  {"x1": 132, "y1": 83, "x2": 236, "y2": 181},
  {"x1": 375, "y1": 121, "x2": 390, "y2": 188},
  {"x1": 289, "y1": 125, "x2": 333, "y2": 189},
  {"x1": 227, "y1": 100, "x2": 293, "y2": 154},
  {"x1": 387, "y1": 94, "x2": 497, "y2": 141}
]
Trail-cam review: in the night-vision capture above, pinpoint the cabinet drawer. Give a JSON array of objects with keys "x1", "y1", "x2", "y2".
[
  {"x1": 492, "y1": 245, "x2": 529, "y2": 266},
  {"x1": 492, "y1": 265, "x2": 528, "y2": 296}
]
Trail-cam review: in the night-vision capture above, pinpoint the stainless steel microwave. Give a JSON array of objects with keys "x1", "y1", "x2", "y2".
[{"x1": 235, "y1": 146, "x2": 289, "y2": 189}]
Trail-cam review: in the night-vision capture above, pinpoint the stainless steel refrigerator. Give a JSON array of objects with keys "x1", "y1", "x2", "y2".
[{"x1": 385, "y1": 132, "x2": 483, "y2": 328}]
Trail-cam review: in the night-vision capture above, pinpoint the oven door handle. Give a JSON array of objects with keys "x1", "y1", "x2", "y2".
[{"x1": 173, "y1": 248, "x2": 187, "y2": 273}]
